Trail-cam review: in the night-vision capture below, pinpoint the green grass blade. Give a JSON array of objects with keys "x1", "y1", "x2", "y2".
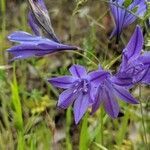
[
  {"x1": 66, "y1": 107, "x2": 72, "y2": 150},
  {"x1": 116, "y1": 107, "x2": 130, "y2": 146},
  {"x1": 79, "y1": 113, "x2": 89, "y2": 150},
  {"x1": 10, "y1": 63, "x2": 23, "y2": 130}
]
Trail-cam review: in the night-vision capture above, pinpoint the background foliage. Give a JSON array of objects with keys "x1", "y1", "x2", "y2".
[{"x1": 0, "y1": 0, "x2": 149, "y2": 149}]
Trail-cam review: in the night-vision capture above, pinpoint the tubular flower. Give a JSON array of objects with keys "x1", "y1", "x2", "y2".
[
  {"x1": 48, "y1": 65, "x2": 109, "y2": 124},
  {"x1": 7, "y1": 0, "x2": 78, "y2": 61},
  {"x1": 118, "y1": 25, "x2": 150, "y2": 85},
  {"x1": 91, "y1": 67, "x2": 139, "y2": 118},
  {"x1": 7, "y1": 32, "x2": 78, "y2": 61},
  {"x1": 110, "y1": 0, "x2": 146, "y2": 42}
]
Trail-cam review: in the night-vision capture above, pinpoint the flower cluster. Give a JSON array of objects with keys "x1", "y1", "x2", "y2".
[
  {"x1": 7, "y1": 0, "x2": 150, "y2": 124},
  {"x1": 49, "y1": 26, "x2": 150, "y2": 123}
]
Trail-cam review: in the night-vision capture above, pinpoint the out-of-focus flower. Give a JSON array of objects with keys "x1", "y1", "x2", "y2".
[
  {"x1": 7, "y1": 0, "x2": 78, "y2": 61},
  {"x1": 117, "y1": 25, "x2": 150, "y2": 85},
  {"x1": 91, "y1": 67, "x2": 138, "y2": 118},
  {"x1": 48, "y1": 65, "x2": 109, "y2": 124},
  {"x1": 110, "y1": 0, "x2": 146, "y2": 42}
]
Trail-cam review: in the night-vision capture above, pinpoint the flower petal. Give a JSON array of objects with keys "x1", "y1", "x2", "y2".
[
  {"x1": 123, "y1": 0, "x2": 146, "y2": 26},
  {"x1": 111, "y1": 73, "x2": 133, "y2": 87},
  {"x1": 73, "y1": 93, "x2": 90, "y2": 124},
  {"x1": 141, "y1": 66, "x2": 150, "y2": 84},
  {"x1": 109, "y1": 0, "x2": 146, "y2": 39},
  {"x1": 7, "y1": 38, "x2": 79, "y2": 61},
  {"x1": 28, "y1": 12, "x2": 41, "y2": 36},
  {"x1": 88, "y1": 70, "x2": 110, "y2": 86},
  {"x1": 91, "y1": 86, "x2": 103, "y2": 114},
  {"x1": 58, "y1": 88, "x2": 77, "y2": 109},
  {"x1": 138, "y1": 52, "x2": 150, "y2": 65},
  {"x1": 134, "y1": 65, "x2": 150, "y2": 84},
  {"x1": 69, "y1": 65, "x2": 87, "y2": 78},
  {"x1": 113, "y1": 84, "x2": 139, "y2": 104},
  {"x1": 8, "y1": 31, "x2": 42, "y2": 43},
  {"x1": 123, "y1": 25, "x2": 143, "y2": 61},
  {"x1": 103, "y1": 86, "x2": 120, "y2": 118},
  {"x1": 110, "y1": 1, "x2": 126, "y2": 39},
  {"x1": 48, "y1": 76, "x2": 75, "y2": 89}
]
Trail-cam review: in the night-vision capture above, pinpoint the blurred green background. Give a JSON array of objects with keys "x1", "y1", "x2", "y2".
[{"x1": 0, "y1": 0, "x2": 149, "y2": 149}]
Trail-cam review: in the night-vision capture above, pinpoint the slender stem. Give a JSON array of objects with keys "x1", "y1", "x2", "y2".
[
  {"x1": 100, "y1": 108, "x2": 104, "y2": 145},
  {"x1": 66, "y1": 107, "x2": 72, "y2": 150},
  {"x1": 82, "y1": 49, "x2": 101, "y2": 64},
  {"x1": 105, "y1": 55, "x2": 121, "y2": 69},
  {"x1": 139, "y1": 85, "x2": 148, "y2": 149},
  {"x1": 64, "y1": 50, "x2": 98, "y2": 67},
  {"x1": 144, "y1": 21, "x2": 149, "y2": 35}
]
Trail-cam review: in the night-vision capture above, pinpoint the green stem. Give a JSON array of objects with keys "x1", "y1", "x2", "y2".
[
  {"x1": 100, "y1": 109, "x2": 104, "y2": 145},
  {"x1": 105, "y1": 55, "x2": 121, "y2": 69},
  {"x1": 66, "y1": 107, "x2": 72, "y2": 150},
  {"x1": 64, "y1": 50, "x2": 98, "y2": 67},
  {"x1": 139, "y1": 85, "x2": 148, "y2": 149}
]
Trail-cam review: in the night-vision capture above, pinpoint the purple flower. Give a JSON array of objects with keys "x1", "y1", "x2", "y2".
[
  {"x1": 48, "y1": 65, "x2": 109, "y2": 124},
  {"x1": 7, "y1": 31, "x2": 78, "y2": 61},
  {"x1": 110, "y1": 0, "x2": 146, "y2": 42},
  {"x1": 91, "y1": 67, "x2": 139, "y2": 118},
  {"x1": 7, "y1": 0, "x2": 78, "y2": 61},
  {"x1": 118, "y1": 25, "x2": 150, "y2": 84},
  {"x1": 91, "y1": 32, "x2": 150, "y2": 116}
]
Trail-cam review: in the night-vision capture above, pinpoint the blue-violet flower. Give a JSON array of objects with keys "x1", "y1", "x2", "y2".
[
  {"x1": 117, "y1": 25, "x2": 150, "y2": 85},
  {"x1": 91, "y1": 67, "x2": 139, "y2": 118},
  {"x1": 110, "y1": 0, "x2": 146, "y2": 42},
  {"x1": 48, "y1": 65, "x2": 109, "y2": 124}
]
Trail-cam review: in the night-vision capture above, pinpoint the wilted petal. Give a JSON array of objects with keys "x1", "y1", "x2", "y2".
[
  {"x1": 113, "y1": 84, "x2": 139, "y2": 104},
  {"x1": 34, "y1": 0, "x2": 47, "y2": 10},
  {"x1": 48, "y1": 76, "x2": 75, "y2": 89},
  {"x1": 123, "y1": 26, "x2": 143, "y2": 61},
  {"x1": 73, "y1": 93, "x2": 90, "y2": 124},
  {"x1": 103, "y1": 87, "x2": 120, "y2": 118},
  {"x1": 28, "y1": 12, "x2": 41, "y2": 36},
  {"x1": 58, "y1": 88, "x2": 77, "y2": 109},
  {"x1": 88, "y1": 70, "x2": 110, "y2": 86},
  {"x1": 69, "y1": 65, "x2": 87, "y2": 78},
  {"x1": 28, "y1": 0, "x2": 60, "y2": 42}
]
